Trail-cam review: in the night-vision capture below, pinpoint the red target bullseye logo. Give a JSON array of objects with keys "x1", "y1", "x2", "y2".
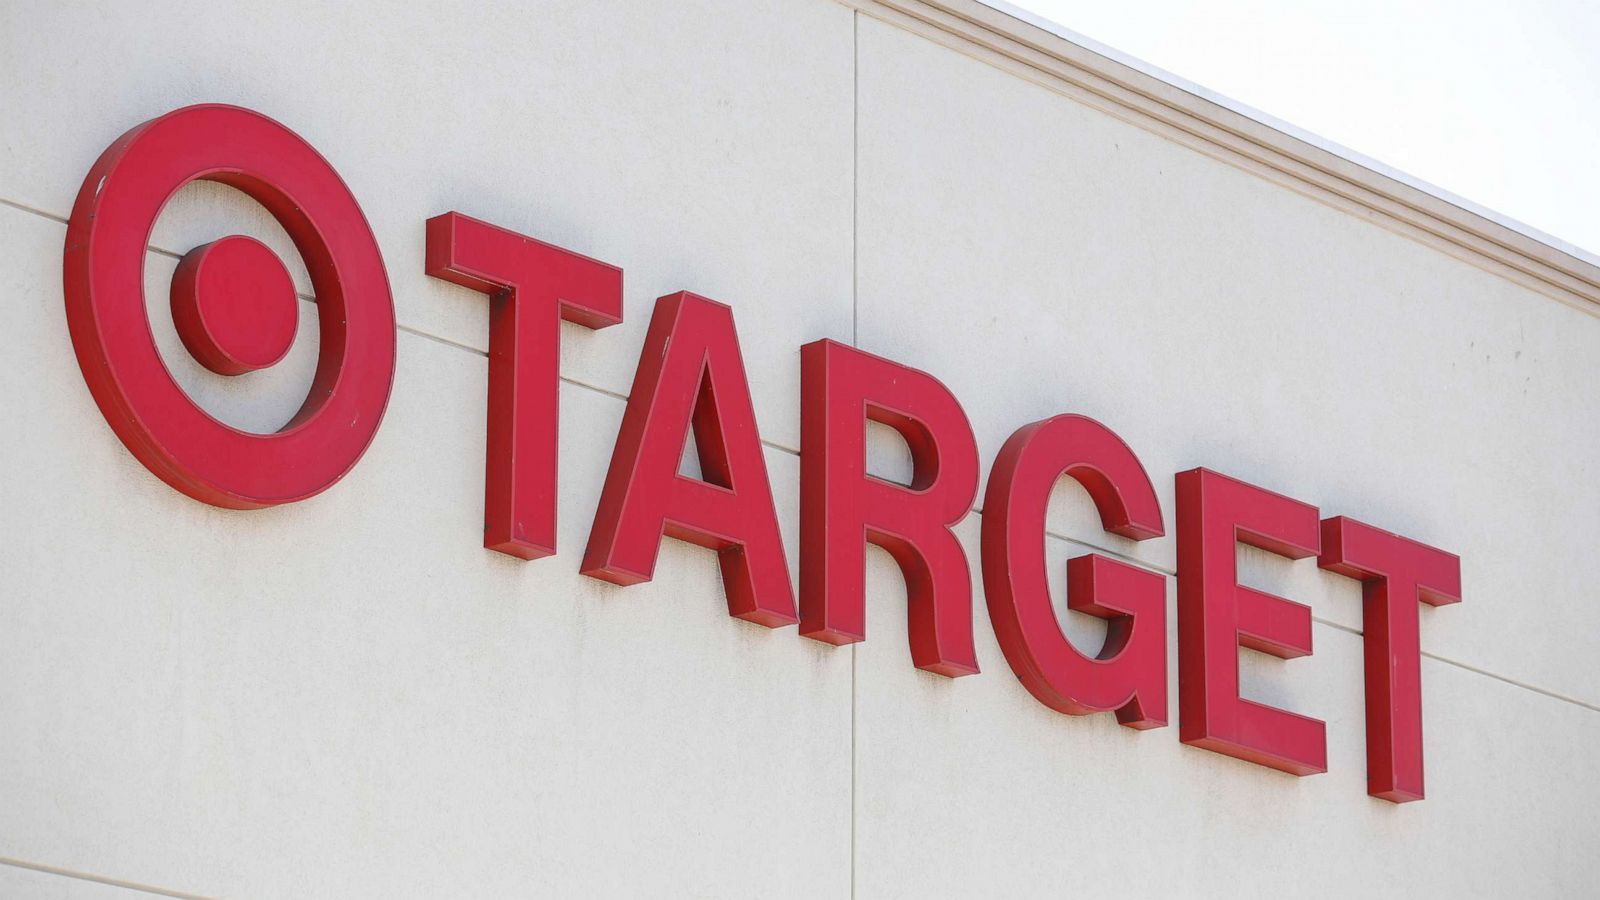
[{"x1": 63, "y1": 104, "x2": 396, "y2": 509}]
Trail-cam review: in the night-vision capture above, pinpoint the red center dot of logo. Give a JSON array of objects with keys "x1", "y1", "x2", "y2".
[{"x1": 171, "y1": 234, "x2": 299, "y2": 376}]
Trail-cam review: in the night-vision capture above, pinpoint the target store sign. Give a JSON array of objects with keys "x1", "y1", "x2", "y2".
[{"x1": 64, "y1": 105, "x2": 1461, "y2": 803}]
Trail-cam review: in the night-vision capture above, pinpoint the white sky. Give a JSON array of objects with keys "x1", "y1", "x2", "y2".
[{"x1": 997, "y1": 0, "x2": 1600, "y2": 256}]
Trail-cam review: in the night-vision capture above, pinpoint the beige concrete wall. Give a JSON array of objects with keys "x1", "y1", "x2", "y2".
[{"x1": 1, "y1": 1, "x2": 1595, "y2": 896}]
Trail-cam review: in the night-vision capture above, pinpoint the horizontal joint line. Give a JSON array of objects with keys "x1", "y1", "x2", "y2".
[{"x1": 0, "y1": 856, "x2": 213, "y2": 900}]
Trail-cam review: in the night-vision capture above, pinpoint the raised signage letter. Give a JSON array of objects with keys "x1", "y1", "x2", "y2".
[
  {"x1": 582, "y1": 292, "x2": 797, "y2": 627},
  {"x1": 425, "y1": 211, "x2": 623, "y2": 560},
  {"x1": 1319, "y1": 517, "x2": 1460, "y2": 802},
  {"x1": 1176, "y1": 468, "x2": 1326, "y2": 775},
  {"x1": 982, "y1": 415, "x2": 1167, "y2": 727},
  {"x1": 798, "y1": 340, "x2": 980, "y2": 676}
]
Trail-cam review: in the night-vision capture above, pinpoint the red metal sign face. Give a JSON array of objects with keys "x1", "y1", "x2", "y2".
[
  {"x1": 171, "y1": 234, "x2": 300, "y2": 376},
  {"x1": 582, "y1": 291, "x2": 798, "y2": 628},
  {"x1": 799, "y1": 339, "x2": 981, "y2": 677},
  {"x1": 1176, "y1": 468, "x2": 1328, "y2": 776},
  {"x1": 63, "y1": 103, "x2": 1462, "y2": 803},
  {"x1": 982, "y1": 415, "x2": 1168, "y2": 729},
  {"x1": 425, "y1": 211, "x2": 623, "y2": 560},
  {"x1": 1319, "y1": 517, "x2": 1461, "y2": 801},
  {"x1": 63, "y1": 104, "x2": 396, "y2": 508}
]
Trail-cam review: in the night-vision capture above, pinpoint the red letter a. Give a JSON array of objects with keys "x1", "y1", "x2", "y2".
[{"x1": 582, "y1": 292, "x2": 797, "y2": 628}]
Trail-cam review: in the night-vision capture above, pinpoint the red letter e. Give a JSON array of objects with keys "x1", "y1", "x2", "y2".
[{"x1": 1177, "y1": 468, "x2": 1326, "y2": 776}]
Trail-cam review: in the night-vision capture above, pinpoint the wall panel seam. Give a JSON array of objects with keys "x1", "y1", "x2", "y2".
[
  {"x1": 0, "y1": 856, "x2": 212, "y2": 899},
  {"x1": 849, "y1": 10, "x2": 861, "y2": 898}
]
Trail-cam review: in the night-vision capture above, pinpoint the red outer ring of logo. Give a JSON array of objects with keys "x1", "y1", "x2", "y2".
[{"x1": 63, "y1": 104, "x2": 397, "y2": 509}]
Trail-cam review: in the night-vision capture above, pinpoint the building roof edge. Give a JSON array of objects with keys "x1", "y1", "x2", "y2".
[{"x1": 848, "y1": 0, "x2": 1600, "y2": 314}]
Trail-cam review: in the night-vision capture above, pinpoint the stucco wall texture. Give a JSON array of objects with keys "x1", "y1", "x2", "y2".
[{"x1": 1, "y1": 1, "x2": 1596, "y2": 897}]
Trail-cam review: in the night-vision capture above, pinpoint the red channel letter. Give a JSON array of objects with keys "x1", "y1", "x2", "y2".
[
  {"x1": 1176, "y1": 468, "x2": 1326, "y2": 775},
  {"x1": 425, "y1": 212, "x2": 623, "y2": 560},
  {"x1": 1319, "y1": 517, "x2": 1460, "y2": 802},
  {"x1": 581, "y1": 292, "x2": 797, "y2": 628},
  {"x1": 982, "y1": 415, "x2": 1167, "y2": 728},
  {"x1": 798, "y1": 340, "x2": 980, "y2": 677}
]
